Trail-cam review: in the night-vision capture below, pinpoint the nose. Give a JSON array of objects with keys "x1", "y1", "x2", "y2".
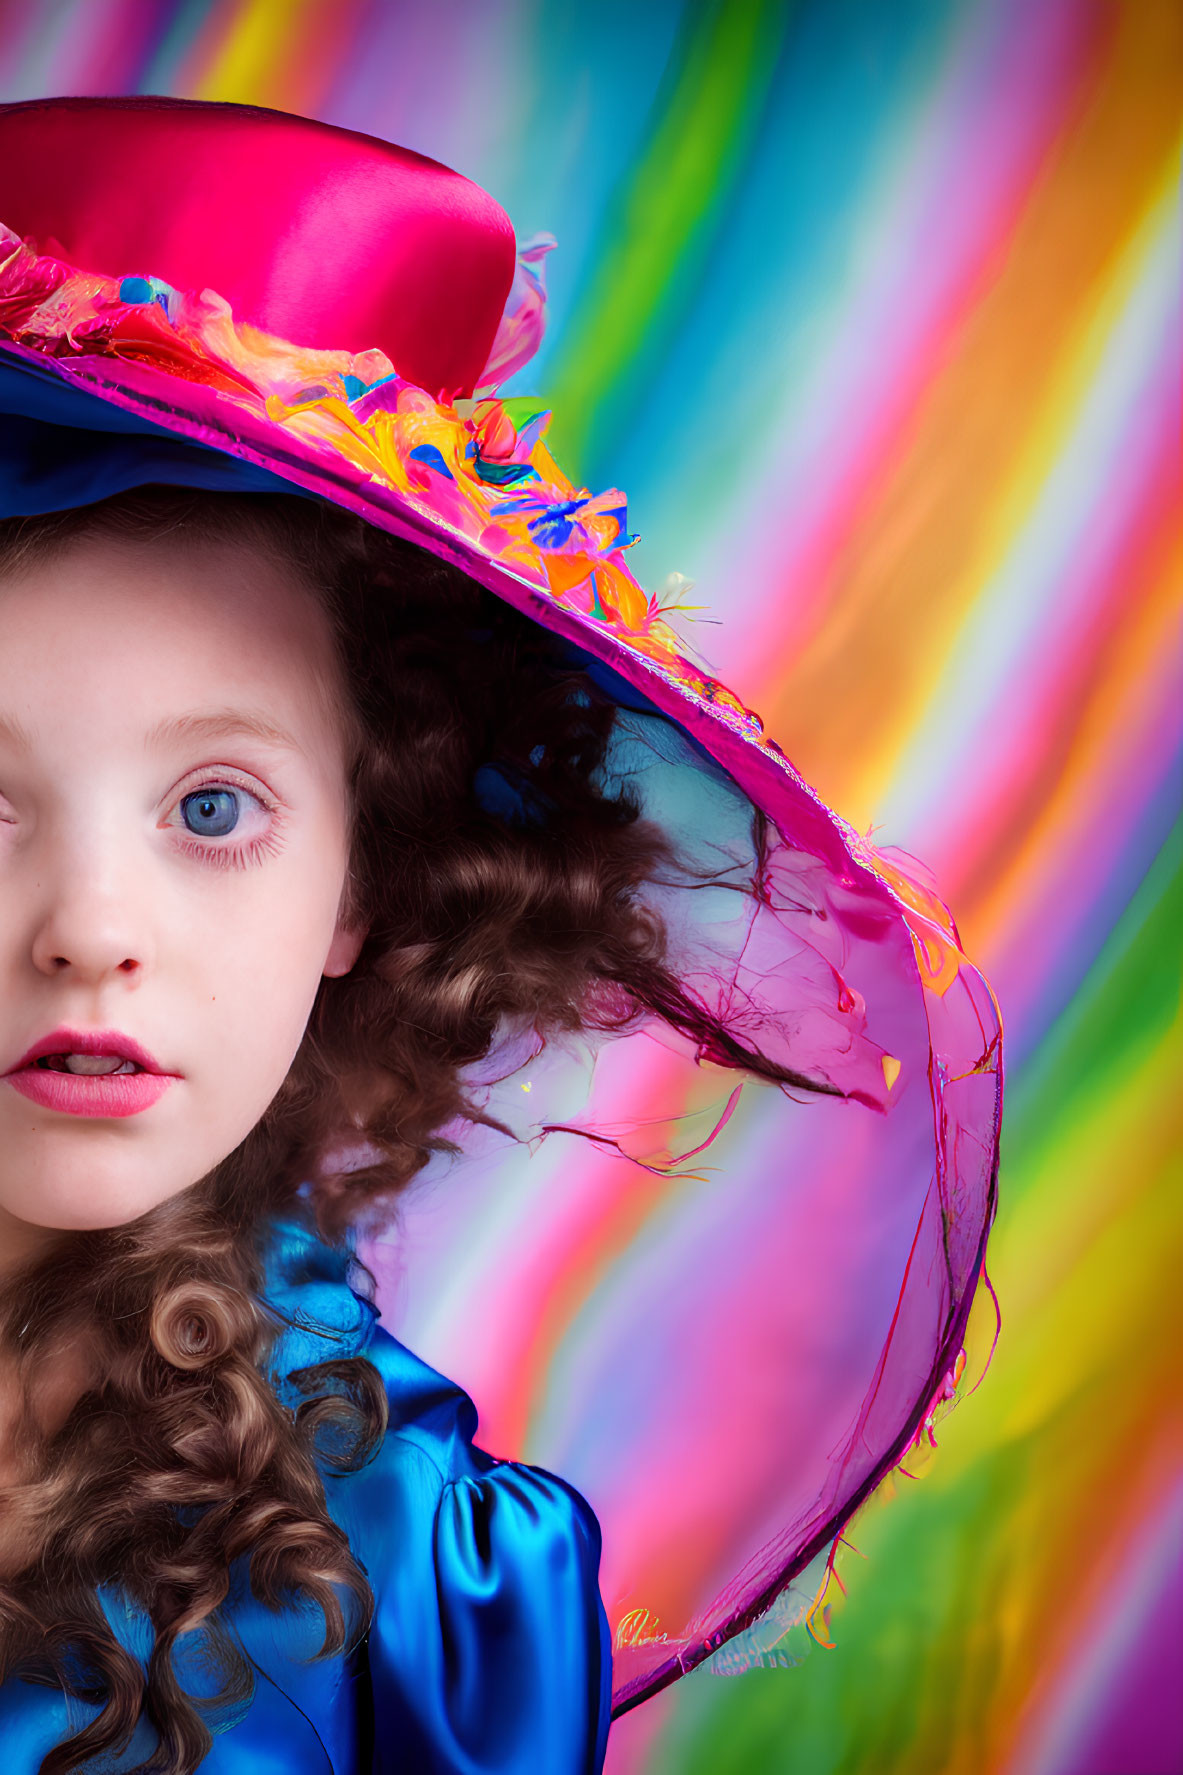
[{"x1": 29, "y1": 829, "x2": 154, "y2": 986}]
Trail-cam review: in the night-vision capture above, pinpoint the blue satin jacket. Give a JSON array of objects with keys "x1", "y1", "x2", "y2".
[{"x1": 0, "y1": 1219, "x2": 612, "y2": 1772}]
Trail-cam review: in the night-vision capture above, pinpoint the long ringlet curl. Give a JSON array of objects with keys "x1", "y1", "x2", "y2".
[
  {"x1": 0, "y1": 1177, "x2": 382, "y2": 1775},
  {"x1": 0, "y1": 489, "x2": 825, "y2": 1773}
]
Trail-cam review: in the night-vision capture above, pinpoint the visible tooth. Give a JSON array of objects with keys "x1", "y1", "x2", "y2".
[{"x1": 59, "y1": 1055, "x2": 137, "y2": 1076}]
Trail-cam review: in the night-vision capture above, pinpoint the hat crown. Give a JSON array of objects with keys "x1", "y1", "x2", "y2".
[{"x1": 0, "y1": 96, "x2": 516, "y2": 400}]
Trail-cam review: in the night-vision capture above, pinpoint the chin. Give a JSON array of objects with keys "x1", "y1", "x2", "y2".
[
  {"x1": 5, "y1": 1165, "x2": 207, "y2": 1234},
  {"x1": 20, "y1": 1198, "x2": 192, "y2": 1235}
]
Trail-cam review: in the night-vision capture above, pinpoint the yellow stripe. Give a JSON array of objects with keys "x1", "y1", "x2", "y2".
[{"x1": 195, "y1": 0, "x2": 319, "y2": 108}]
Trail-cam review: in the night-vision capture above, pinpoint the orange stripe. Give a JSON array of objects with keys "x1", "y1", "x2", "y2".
[
  {"x1": 754, "y1": 2, "x2": 1181, "y2": 831},
  {"x1": 966, "y1": 521, "x2": 1182, "y2": 958}
]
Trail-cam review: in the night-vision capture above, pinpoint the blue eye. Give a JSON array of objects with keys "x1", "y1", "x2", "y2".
[{"x1": 181, "y1": 788, "x2": 239, "y2": 837}]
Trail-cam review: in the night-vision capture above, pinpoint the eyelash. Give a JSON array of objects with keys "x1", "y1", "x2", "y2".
[{"x1": 165, "y1": 770, "x2": 285, "y2": 872}]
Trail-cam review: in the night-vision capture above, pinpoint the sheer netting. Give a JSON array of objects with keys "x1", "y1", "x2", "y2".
[{"x1": 367, "y1": 705, "x2": 1000, "y2": 1710}]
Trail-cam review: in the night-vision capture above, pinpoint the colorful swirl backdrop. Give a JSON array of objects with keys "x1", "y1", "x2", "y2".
[{"x1": 1, "y1": 2, "x2": 1178, "y2": 1771}]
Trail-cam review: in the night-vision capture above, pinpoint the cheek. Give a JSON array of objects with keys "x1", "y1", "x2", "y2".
[{"x1": 184, "y1": 846, "x2": 348, "y2": 1074}]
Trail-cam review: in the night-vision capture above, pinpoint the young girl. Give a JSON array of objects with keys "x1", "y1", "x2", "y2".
[{"x1": 0, "y1": 98, "x2": 1001, "y2": 1774}]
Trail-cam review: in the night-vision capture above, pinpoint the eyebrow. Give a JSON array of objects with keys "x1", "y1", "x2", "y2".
[
  {"x1": 0, "y1": 707, "x2": 304, "y2": 756},
  {"x1": 146, "y1": 709, "x2": 304, "y2": 754}
]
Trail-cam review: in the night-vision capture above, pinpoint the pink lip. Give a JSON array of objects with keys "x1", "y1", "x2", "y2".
[{"x1": 3, "y1": 1026, "x2": 177, "y2": 1120}]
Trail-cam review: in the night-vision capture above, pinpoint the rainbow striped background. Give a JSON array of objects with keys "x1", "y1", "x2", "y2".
[{"x1": 1, "y1": 2, "x2": 1178, "y2": 1770}]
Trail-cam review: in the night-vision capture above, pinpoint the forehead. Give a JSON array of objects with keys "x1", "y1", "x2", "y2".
[{"x1": 0, "y1": 529, "x2": 344, "y2": 737}]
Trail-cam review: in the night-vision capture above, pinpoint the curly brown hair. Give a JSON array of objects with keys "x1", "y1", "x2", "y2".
[{"x1": 0, "y1": 489, "x2": 815, "y2": 1773}]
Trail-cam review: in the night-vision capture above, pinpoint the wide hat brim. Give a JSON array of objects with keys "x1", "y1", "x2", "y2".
[{"x1": 0, "y1": 100, "x2": 999, "y2": 1712}]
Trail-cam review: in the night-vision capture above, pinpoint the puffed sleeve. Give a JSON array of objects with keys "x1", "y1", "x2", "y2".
[{"x1": 338, "y1": 1331, "x2": 612, "y2": 1774}]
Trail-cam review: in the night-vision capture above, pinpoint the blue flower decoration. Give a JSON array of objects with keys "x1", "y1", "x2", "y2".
[
  {"x1": 118, "y1": 275, "x2": 177, "y2": 318},
  {"x1": 409, "y1": 443, "x2": 454, "y2": 481}
]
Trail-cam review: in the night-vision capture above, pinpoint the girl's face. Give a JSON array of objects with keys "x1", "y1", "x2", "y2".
[{"x1": 0, "y1": 530, "x2": 362, "y2": 1262}]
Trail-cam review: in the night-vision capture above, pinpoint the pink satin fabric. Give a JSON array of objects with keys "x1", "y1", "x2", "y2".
[{"x1": 0, "y1": 97, "x2": 516, "y2": 400}]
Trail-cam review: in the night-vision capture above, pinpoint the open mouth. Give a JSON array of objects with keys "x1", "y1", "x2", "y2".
[
  {"x1": 4, "y1": 1031, "x2": 175, "y2": 1118},
  {"x1": 33, "y1": 1054, "x2": 143, "y2": 1076}
]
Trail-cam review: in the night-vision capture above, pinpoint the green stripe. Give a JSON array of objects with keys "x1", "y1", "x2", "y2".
[
  {"x1": 1001, "y1": 818, "x2": 1183, "y2": 1189},
  {"x1": 545, "y1": 0, "x2": 790, "y2": 475}
]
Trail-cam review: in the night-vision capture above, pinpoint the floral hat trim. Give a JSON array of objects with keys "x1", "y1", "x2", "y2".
[
  {"x1": 0, "y1": 226, "x2": 752, "y2": 714},
  {"x1": 0, "y1": 220, "x2": 968, "y2": 987}
]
